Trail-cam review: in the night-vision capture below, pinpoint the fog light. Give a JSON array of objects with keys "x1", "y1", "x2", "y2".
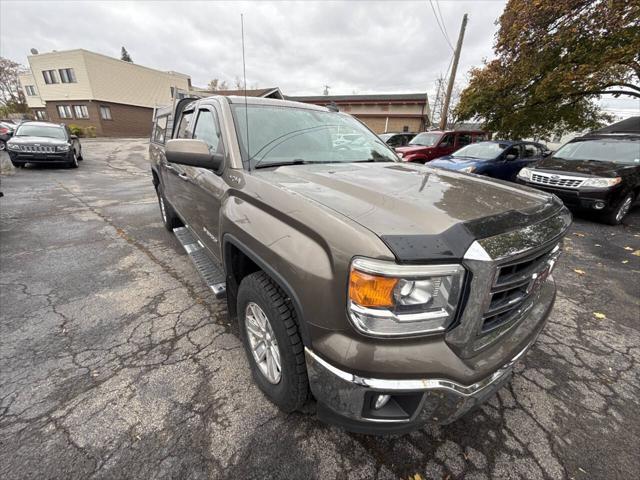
[
  {"x1": 373, "y1": 394, "x2": 391, "y2": 410},
  {"x1": 594, "y1": 201, "x2": 606, "y2": 210}
]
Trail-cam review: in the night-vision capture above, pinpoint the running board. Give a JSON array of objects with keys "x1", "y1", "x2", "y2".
[{"x1": 173, "y1": 227, "x2": 226, "y2": 298}]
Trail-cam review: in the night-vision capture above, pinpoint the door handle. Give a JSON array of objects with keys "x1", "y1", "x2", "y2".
[
  {"x1": 165, "y1": 163, "x2": 177, "y2": 172},
  {"x1": 178, "y1": 172, "x2": 190, "y2": 181}
]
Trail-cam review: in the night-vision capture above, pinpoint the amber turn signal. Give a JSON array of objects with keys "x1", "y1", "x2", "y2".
[{"x1": 349, "y1": 270, "x2": 398, "y2": 308}]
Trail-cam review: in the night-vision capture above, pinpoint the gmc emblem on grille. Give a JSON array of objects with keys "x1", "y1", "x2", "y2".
[{"x1": 550, "y1": 174, "x2": 560, "y2": 180}]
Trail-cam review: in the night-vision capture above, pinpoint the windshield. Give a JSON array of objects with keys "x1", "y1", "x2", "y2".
[
  {"x1": 408, "y1": 132, "x2": 441, "y2": 147},
  {"x1": 554, "y1": 139, "x2": 640, "y2": 165},
  {"x1": 231, "y1": 105, "x2": 398, "y2": 168},
  {"x1": 452, "y1": 142, "x2": 508, "y2": 160},
  {"x1": 15, "y1": 124, "x2": 66, "y2": 140}
]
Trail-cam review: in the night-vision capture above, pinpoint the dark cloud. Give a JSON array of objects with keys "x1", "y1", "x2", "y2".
[{"x1": 1, "y1": 0, "x2": 505, "y2": 97}]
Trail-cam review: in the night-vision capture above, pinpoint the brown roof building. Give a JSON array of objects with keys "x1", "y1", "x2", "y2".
[{"x1": 287, "y1": 93, "x2": 431, "y2": 134}]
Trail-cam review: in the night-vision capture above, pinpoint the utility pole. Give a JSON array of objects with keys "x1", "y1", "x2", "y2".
[{"x1": 439, "y1": 13, "x2": 468, "y2": 130}]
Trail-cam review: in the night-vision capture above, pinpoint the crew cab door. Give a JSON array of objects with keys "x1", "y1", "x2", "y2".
[{"x1": 184, "y1": 105, "x2": 227, "y2": 260}]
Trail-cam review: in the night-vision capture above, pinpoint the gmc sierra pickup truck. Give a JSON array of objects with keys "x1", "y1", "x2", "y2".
[{"x1": 149, "y1": 95, "x2": 571, "y2": 434}]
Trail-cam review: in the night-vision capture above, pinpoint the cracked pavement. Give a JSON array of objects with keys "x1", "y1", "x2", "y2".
[{"x1": 1, "y1": 139, "x2": 639, "y2": 479}]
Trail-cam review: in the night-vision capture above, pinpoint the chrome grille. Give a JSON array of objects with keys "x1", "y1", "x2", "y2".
[
  {"x1": 21, "y1": 145, "x2": 56, "y2": 153},
  {"x1": 482, "y1": 243, "x2": 560, "y2": 333},
  {"x1": 531, "y1": 172, "x2": 583, "y2": 188}
]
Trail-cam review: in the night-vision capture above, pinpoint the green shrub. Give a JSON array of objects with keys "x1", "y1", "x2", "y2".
[
  {"x1": 68, "y1": 124, "x2": 85, "y2": 137},
  {"x1": 85, "y1": 126, "x2": 97, "y2": 138}
]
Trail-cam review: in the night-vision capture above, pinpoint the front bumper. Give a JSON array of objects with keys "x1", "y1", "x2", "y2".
[
  {"x1": 306, "y1": 277, "x2": 556, "y2": 435},
  {"x1": 517, "y1": 179, "x2": 622, "y2": 212},
  {"x1": 8, "y1": 151, "x2": 72, "y2": 164}
]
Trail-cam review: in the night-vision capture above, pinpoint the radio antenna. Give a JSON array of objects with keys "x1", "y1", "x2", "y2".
[{"x1": 241, "y1": 13, "x2": 250, "y2": 171}]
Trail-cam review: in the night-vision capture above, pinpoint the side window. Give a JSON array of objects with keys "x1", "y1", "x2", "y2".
[
  {"x1": 523, "y1": 144, "x2": 538, "y2": 158},
  {"x1": 176, "y1": 110, "x2": 194, "y2": 139},
  {"x1": 387, "y1": 135, "x2": 401, "y2": 147},
  {"x1": 505, "y1": 145, "x2": 521, "y2": 159},
  {"x1": 152, "y1": 115, "x2": 168, "y2": 144},
  {"x1": 192, "y1": 109, "x2": 222, "y2": 153},
  {"x1": 472, "y1": 133, "x2": 486, "y2": 143},
  {"x1": 439, "y1": 134, "x2": 453, "y2": 147},
  {"x1": 458, "y1": 133, "x2": 472, "y2": 147}
]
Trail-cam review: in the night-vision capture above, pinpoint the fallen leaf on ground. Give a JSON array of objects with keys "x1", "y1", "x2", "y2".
[
  {"x1": 624, "y1": 246, "x2": 633, "y2": 251},
  {"x1": 593, "y1": 312, "x2": 606, "y2": 320},
  {"x1": 632, "y1": 250, "x2": 640, "y2": 257},
  {"x1": 622, "y1": 260, "x2": 629, "y2": 264},
  {"x1": 573, "y1": 269, "x2": 586, "y2": 275},
  {"x1": 594, "y1": 244, "x2": 601, "y2": 247},
  {"x1": 573, "y1": 232, "x2": 586, "y2": 237}
]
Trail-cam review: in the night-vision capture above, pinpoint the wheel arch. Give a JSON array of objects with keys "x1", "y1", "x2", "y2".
[{"x1": 222, "y1": 234, "x2": 311, "y2": 347}]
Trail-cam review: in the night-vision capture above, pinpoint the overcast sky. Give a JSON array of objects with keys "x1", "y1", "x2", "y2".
[{"x1": 1, "y1": 0, "x2": 637, "y2": 116}]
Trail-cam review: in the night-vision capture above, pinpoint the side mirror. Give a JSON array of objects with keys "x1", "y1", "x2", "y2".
[
  {"x1": 543, "y1": 150, "x2": 552, "y2": 157},
  {"x1": 505, "y1": 153, "x2": 517, "y2": 161},
  {"x1": 69, "y1": 134, "x2": 78, "y2": 140},
  {"x1": 166, "y1": 139, "x2": 224, "y2": 170}
]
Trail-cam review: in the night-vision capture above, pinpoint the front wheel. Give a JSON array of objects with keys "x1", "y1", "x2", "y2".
[
  {"x1": 237, "y1": 272, "x2": 309, "y2": 412},
  {"x1": 0, "y1": 140, "x2": 6, "y2": 151},
  {"x1": 603, "y1": 193, "x2": 634, "y2": 225},
  {"x1": 11, "y1": 161, "x2": 25, "y2": 168},
  {"x1": 68, "y1": 151, "x2": 79, "y2": 168}
]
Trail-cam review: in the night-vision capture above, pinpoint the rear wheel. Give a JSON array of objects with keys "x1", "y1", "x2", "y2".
[
  {"x1": 11, "y1": 161, "x2": 25, "y2": 168},
  {"x1": 156, "y1": 184, "x2": 182, "y2": 231},
  {"x1": 237, "y1": 272, "x2": 309, "y2": 412},
  {"x1": 0, "y1": 140, "x2": 6, "y2": 151},
  {"x1": 603, "y1": 193, "x2": 634, "y2": 225}
]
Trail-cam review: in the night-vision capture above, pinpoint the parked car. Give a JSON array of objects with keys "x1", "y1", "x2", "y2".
[
  {"x1": 430, "y1": 140, "x2": 550, "y2": 181},
  {"x1": 6, "y1": 121, "x2": 83, "y2": 168},
  {"x1": 149, "y1": 95, "x2": 570, "y2": 434},
  {"x1": 518, "y1": 133, "x2": 639, "y2": 225},
  {"x1": 378, "y1": 132, "x2": 416, "y2": 148},
  {"x1": 395, "y1": 129, "x2": 488, "y2": 163},
  {"x1": 0, "y1": 121, "x2": 15, "y2": 151}
]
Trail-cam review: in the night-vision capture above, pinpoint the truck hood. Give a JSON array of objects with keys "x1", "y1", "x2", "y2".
[{"x1": 256, "y1": 162, "x2": 559, "y2": 259}]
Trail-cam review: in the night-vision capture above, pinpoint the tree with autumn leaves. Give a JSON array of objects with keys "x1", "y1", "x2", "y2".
[{"x1": 455, "y1": 0, "x2": 640, "y2": 138}]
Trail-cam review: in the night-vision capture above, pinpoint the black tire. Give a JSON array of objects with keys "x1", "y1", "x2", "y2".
[
  {"x1": 11, "y1": 161, "x2": 25, "y2": 168},
  {"x1": 68, "y1": 151, "x2": 79, "y2": 169},
  {"x1": 77, "y1": 148, "x2": 83, "y2": 161},
  {"x1": 237, "y1": 271, "x2": 309, "y2": 412},
  {"x1": 603, "y1": 193, "x2": 634, "y2": 225},
  {"x1": 156, "y1": 183, "x2": 182, "y2": 231},
  {"x1": 0, "y1": 140, "x2": 6, "y2": 151}
]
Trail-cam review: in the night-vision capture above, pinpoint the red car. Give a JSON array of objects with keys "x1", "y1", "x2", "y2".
[{"x1": 395, "y1": 130, "x2": 488, "y2": 163}]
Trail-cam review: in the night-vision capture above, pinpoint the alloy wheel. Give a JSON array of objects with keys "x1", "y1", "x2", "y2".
[
  {"x1": 245, "y1": 301, "x2": 282, "y2": 384},
  {"x1": 616, "y1": 195, "x2": 633, "y2": 223}
]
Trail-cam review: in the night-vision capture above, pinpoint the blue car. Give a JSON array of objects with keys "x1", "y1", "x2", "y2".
[{"x1": 430, "y1": 140, "x2": 551, "y2": 181}]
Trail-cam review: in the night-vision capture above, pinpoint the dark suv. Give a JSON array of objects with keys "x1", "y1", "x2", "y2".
[
  {"x1": 379, "y1": 132, "x2": 416, "y2": 148},
  {"x1": 395, "y1": 130, "x2": 489, "y2": 163},
  {"x1": 6, "y1": 121, "x2": 83, "y2": 168},
  {"x1": 517, "y1": 133, "x2": 639, "y2": 224}
]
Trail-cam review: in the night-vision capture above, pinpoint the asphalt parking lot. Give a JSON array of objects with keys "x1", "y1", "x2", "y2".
[{"x1": 1, "y1": 139, "x2": 639, "y2": 480}]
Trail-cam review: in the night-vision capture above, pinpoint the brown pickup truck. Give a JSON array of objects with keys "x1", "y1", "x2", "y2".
[{"x1": 149, "y1": 95, "x2": 570, "y2": 434}]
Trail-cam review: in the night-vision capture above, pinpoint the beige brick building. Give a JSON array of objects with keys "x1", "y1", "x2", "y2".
[
  {"x1": 19, "y1": 49, "x2": 191, "y2": 136},
  {"x1": 288, "y1": 93, "x2": 430, "y2": 133}
]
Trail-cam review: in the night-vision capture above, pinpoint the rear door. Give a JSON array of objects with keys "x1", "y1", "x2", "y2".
[
  {"x1": 185, "y1": 104, "x2": 228, "y2": 260},
  {"x1": 501, "y1": 144, "x2": 524, "y2": 180}
]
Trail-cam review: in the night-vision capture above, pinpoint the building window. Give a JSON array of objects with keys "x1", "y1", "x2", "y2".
[
  {"x1": 57, "y1": 105, "x2": 73, "y2": 119},
  {"x1": 59, "y1": 68, "x2": 77, "y2": 83},
  {"x1": 152, "y1": 115, "x2": 168, "y2": 144},
  {"x1": 35, "y1": 110, "x2": 48, "y2": 120},
  {"x1": 403, "y1": 125, "x2": 409, "y2": 132},
  {"x1": 43, "y1": 70, "x2": 59, "y2": 84},
  {"x1": 25, "y1": 85, "x2": 37, "y2": 96},
  {"x1": 73, "y1": 105, "x2": 89, "y2": 119},
  {"x1": 100, "y1": 106, "x2": 112, "y2": 120}
]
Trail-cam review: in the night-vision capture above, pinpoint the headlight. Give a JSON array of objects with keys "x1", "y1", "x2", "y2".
[
  {"x1": 56, "y1": 144, "x2": 70, "y2": 152},
  {"x1": 581, "y1": 177, "x2": 621, "y2": 188},
  {"x1": 7, "y1": 143, "x2": 20, "y2": 151},
  {"x1": 517, "y1": 167, "x2": 533, "y2": 180},
  {"x1": 460, "y1": 165, "x2": 476, "y2": 173},
  {"x1": 347, "y1": 257, "x2": 465, "y2": 337}
]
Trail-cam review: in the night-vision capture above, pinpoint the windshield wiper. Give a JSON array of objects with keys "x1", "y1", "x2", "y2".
[{"x1": 254, "y1": 159, "x2": 342, "y2": 169}]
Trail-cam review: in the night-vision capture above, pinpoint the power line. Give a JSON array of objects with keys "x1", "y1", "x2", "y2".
[
  {"x1": 428, "y1": 0, "x2": 454, "y2": 51},
  {"x1": 435, "y1": 0, "x2": 452, "y2": 45}
]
